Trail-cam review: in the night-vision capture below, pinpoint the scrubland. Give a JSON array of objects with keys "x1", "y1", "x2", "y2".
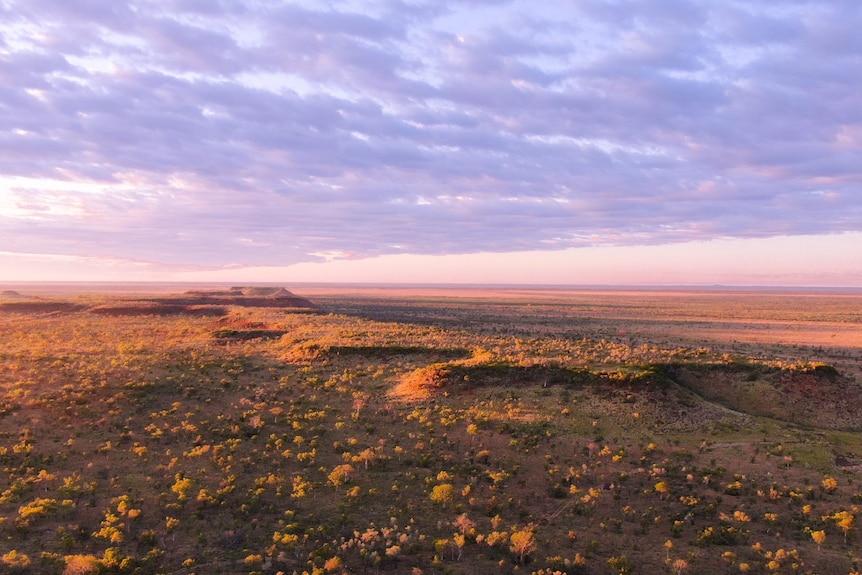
[{"x1": 0, "y1": 286, "x2": 861, "y2": 575}]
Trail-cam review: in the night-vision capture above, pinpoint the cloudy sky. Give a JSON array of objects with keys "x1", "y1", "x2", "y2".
[{"x1": 1, "y1": 0, "x2": 860, "y2": 285}]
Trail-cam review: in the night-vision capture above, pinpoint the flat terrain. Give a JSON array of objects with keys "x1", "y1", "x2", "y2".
[
  {"x1": 0, "y1": 285, "x2": 861, "y2": 575},
  {"x1": 304, "y1": 285, "x2": 862, "y2": 373}
]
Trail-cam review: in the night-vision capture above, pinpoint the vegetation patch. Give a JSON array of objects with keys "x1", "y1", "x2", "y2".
[
  {"x1": 328, "y1": 344, "x2": 471, "y2": 360},
  {"x1": 663, "y1": 362, "x2": 862, "y2": 430},
  {"x1": 213, "y1": 328, "x2": 289, "y2": 341},
  {"x1": 90, "y1": 303, "x2": 228, "y2": 317}
]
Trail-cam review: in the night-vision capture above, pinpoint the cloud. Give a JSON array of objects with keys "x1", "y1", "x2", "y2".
[{"x1": 0, "y1": 0, "x2": 860, "y2": 276}]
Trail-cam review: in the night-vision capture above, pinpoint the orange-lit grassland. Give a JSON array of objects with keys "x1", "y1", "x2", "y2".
[{"x1": 0, "y1": 286, "x2": 861, "y2": 575}]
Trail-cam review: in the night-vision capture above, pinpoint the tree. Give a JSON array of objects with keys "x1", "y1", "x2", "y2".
[
  {"x1": 834, "y1": 511, "x2": 855, "y2": 544},
  {"x1": 672, "y1": 558, "x2": 688, "y2": 575},
  {"x1": 811, "y1": 529, "x2": 826, "y2": 548},
  {"x1": 328, "y1": 464, "x2": 355, "y2": 491},
  {"x1": 453, "y1": 513, "x2": 476, "y2": 536},
  {"x1": 430, "y1": 484, "x2": 454, "y2": 505},
  {"x1": 63, "y1": 555, "x2": 100, "y2": 575},
  {"x1": 509, "y1": 527, "x2": 536, "y2": 565},
  {"x1": 1, "y1": 550, "x2": 31, "y2": 570}
]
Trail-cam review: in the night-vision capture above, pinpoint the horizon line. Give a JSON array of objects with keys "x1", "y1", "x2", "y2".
[{"x1": 2, "y1": 280, "x2": 862, "y2": 293}]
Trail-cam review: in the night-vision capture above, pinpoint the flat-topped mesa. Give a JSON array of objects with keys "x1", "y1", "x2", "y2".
[
  {"x1": 0, "y1": 290, "x2": 24, "y2": 298},
  {"x1": 232, "y1": 286, "x2": 289, "y2": 296},
  {"x1": 86, "y1": 287, "x2": 320, "y2": 317},
  {"x1": 186, "y1": 286, "x2": 293, "y2": 297},
  {"x1": 178, "y1": 286, "x2": 320, "y2": 309}
]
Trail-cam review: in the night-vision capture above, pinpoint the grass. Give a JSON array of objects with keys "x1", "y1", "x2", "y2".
[{"x1": 0, "y1": 286, "x2": 860, "y2": 574}]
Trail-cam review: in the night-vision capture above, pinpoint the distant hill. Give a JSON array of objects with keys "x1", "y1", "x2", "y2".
[
  {"x1": 0, "y1": 287, "x2": 320, "y2": 317},
  {"x1": 176, "y1": 286, "x2": 320, "y2": 309}
]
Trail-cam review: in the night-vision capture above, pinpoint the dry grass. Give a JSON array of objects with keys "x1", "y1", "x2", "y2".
[{"x1": 0, "y1": 286, "x2": 860, "y2": 575}]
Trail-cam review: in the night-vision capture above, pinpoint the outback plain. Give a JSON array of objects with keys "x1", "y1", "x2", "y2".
[{"x1": 1, "y1": 284, "x2": 861, "y2": 575}]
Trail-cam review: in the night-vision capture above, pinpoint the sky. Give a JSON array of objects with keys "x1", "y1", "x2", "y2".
[{"x1": 1, "y1": 0, "x2": 860, "y2": 286}]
